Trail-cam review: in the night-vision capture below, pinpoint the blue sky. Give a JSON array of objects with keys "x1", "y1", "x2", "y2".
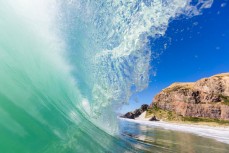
[{"x1": 120, "y1": 0, "x2": 229, "y2": 113}]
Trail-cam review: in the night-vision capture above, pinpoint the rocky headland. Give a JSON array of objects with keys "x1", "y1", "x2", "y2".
[
  {"x1": 122, "y1": 73, "x2": 229, "y2": 125},
  {"x1": 121, "y1": 104, "x2": 149, "y2": 119}
]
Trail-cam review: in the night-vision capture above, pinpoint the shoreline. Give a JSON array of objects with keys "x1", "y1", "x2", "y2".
[{"x1": 120, "y1": 118, "x2": 229, "y2": 145}]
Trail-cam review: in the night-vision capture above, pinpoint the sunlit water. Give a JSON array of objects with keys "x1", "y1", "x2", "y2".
[
  {"x1": 119, "y1": 120, "x2": 229, "y2": 153},
  {"x1": 0, "y1": 0, "x2": 219, "y2": 152}
]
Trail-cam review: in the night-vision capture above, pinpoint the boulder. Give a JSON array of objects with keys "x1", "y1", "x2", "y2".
[{"x1": 149, "y1": 116, "x2": 159, "y2": 121}]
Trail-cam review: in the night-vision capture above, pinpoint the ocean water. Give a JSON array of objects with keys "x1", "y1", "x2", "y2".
[
  {"x1": 119, "y1": 120, "x2": 229, "y2": 153},
  {"x1": 0, "y1": 0, "x2": 216, "y2": 153}
]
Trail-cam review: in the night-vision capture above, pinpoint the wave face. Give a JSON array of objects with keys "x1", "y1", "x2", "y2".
[{"x1": 0, "y1": 0, "x2": 213, "y2": 152}]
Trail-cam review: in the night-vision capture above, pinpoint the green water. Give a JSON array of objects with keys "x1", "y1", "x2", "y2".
[{"x1": 0, "y1": 0, "x2": 215, "y2": 152}]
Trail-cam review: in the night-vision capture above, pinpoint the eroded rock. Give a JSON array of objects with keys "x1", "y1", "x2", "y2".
[
  {"x1": 121, "y1": 104, "x2": 149, "y2": 119},
  {"x1": 151, "y1": 73, "x2": 229, "y2": 120}
]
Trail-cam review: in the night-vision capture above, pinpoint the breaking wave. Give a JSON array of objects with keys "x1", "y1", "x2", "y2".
[{"x1": 0, "y1": 0, "x2": 213, "y2": 152}]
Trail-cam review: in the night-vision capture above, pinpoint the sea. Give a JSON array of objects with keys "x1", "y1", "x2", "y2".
[{"x1": 1, "y1": 0, "x2": 227, "y2": 153}]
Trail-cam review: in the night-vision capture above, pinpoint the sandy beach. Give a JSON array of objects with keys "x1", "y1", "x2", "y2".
[{"x1": 121, "y1": 118, "x2": 229, "y2": 145}]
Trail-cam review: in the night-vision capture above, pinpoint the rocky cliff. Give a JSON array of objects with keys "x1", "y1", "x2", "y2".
[
  {"x1": 121, "y1": 104, "x2": 149, "y2": 119},
  {"x1": 151, "y1": 73, "x2": 229, "y2": 121}
]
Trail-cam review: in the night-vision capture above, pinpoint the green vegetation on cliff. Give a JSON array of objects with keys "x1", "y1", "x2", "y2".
[
  {"x1": 146, "y1": 104, "x2": 183, "y2": 121},
  {"x1": 147, "y1": 104, "x2": 229, "y2": 126},
  {"x1": 162, "y1": 83, "x2": 193, "y2": 93},
  {"x1": 220, "y1": 94, "x2": 229, "y2": 105}
]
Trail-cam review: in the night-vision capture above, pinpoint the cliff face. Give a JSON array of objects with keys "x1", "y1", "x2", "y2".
[{"x1": 151, "y1": 73, "x2": 229, "y2": 120}]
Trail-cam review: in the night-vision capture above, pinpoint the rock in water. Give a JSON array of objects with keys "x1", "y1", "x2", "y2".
[{"x1": 149, "y1": 116, "x2": 159, "y2": 121}]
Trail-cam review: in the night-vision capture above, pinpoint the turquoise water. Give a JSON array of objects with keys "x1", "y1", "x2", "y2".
[{"x1": 0, "y1": 0, "x2": 215, "y2": 152}]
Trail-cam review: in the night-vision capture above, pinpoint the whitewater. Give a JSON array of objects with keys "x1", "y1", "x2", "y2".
[{"x1": 0, "y1": 0, "x2": 214, "y2": 152}]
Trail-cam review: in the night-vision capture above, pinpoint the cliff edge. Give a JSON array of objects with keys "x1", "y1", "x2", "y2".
[{"x1": 151, "y1": 73, "x2": 229, "y2": 121}]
